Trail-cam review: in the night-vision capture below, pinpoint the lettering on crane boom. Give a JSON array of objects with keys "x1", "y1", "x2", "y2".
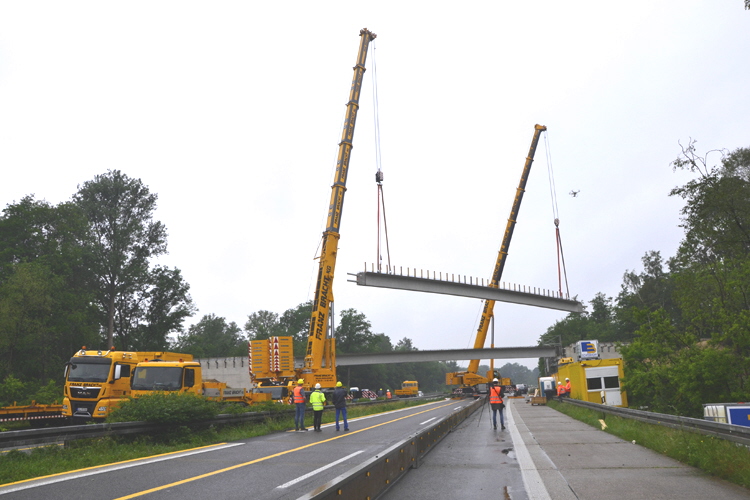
[{"x1": 315, "y1": 271, "x2": 332, "y2": 340}]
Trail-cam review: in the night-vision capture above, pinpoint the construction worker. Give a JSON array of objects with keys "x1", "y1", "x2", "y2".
[
  {"x1": 332, "y1": 381, "x2": 349, "y2": 431},
  {"x1": 557, "y1": 381, "x2": 567, "y2": 401},
  {"x1": 489, "y1": 378, "x2": 505, "y2": 430},
  {"x1": 293, "y1": 379, "x2": 307, "y2": 432},
  {"x1": 310, "y1": 383, "x2": 326, "y2": 432},
  {"x1": 386, "y1": 389, "x2": 392, "y2": 399},
  {"x1": 564, "y1": 378, "x2": 572, "y2": 398}
]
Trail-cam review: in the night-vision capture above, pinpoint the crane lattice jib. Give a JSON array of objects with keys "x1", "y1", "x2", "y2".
[
  {"x1": 466, "y1": 124, "x2": 547, "y2": 376},
  {"x1": 304, "y1": 29, "x2": 377, "y2": 378}
]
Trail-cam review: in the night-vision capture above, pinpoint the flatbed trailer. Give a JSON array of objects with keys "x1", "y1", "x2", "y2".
[{"x1": 0, "y1": 402, "x2": 65, "y2": 426}]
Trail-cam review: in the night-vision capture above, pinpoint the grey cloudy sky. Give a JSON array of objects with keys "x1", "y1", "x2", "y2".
[{"x1": 1, "y1": 2, "x2": 748, "y2": 370}]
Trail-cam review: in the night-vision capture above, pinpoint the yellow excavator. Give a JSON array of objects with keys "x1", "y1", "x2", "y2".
[{"x1": 446, "y1": 124, "x2": 547, "y2": 395}]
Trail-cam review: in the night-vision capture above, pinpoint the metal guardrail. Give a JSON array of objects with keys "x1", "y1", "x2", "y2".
[
  {"x1": 298, "y1": 397, "x2": 482, "y2": 500},
  {"x1": 561, "y1": 398, "x2": 750, "y2": 447},
  {"x1": 0, "y1": 411, "x2": 272, "y2": 449}
]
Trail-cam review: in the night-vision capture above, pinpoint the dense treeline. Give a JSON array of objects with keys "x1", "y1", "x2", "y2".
[
  {"x1": 0, "y1": 170, "x2": 454, "y2": 403},
  {"x1": 178, "y1": 302, "x2": 456, "y2": 392},
  {"x1": 539, "y1": 143, "x2": 750, "y2": 418},
  {"x1": 0, "y1": 171, "x2": 194, "y2": 396}
]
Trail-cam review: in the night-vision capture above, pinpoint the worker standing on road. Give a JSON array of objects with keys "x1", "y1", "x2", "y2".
[
  {"x1": 310, "y1": 383, "x2": 326, "y2": 432},
  {"x1": 489, "y1": 378, "x2": 505, "y2": 430},
  {"x1": 564, "y1": 378, "x2": 572, "y2": 398},
  {"x1": 293, "y1": 379, "x2": 307, "y2": 432},
  {"x1": 333, "y1": 381, "x2": 349, "y2": 432}
]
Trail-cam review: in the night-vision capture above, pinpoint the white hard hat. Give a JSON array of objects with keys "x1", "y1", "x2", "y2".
[
  {"x1": 493, "y1": 378, "x2": 498, "y2": 382},
  {"x1": 315, "y1": 383, "x2": 321, "y2": 389},
  {"x1": 565, "y1": 378, "x2": 570, "y2": 381},
  {"x1": 558, "y1": 381, "x2": 562, "y2": 385}
]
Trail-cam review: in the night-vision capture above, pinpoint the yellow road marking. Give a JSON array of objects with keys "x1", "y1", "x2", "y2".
[{"x1": 115, "y1": 401, "x2": 458, "y2": 499}]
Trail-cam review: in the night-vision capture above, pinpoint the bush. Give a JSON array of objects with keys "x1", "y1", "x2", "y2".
[
  {"x1": 107, "y1": 393, "x2": 221, "y2": 425},
  {"x1": 32, "y1": 380, "x2": 62, "y2": 404},
  {"x1": 0, "y1": 375, "x2": 26, "y2": 406}
]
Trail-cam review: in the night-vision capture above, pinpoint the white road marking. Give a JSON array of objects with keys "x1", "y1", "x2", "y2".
[
  {"x1": 506, "y1": 402, "x2": 552, "y2": 500},
  {"x1": 276, "y1": 451, "x2": 365, "y2": 489},
  {"x1": 0, "y1": 443, "x2": 245, "y2": 496},
  {"x1": 419, "y1": 417, "x2": 437, "y2": 425}
]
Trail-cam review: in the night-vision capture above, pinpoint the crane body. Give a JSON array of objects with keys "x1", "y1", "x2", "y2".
[{"x1": 447, "y1": 124, "x2": 547, "y2": 391}]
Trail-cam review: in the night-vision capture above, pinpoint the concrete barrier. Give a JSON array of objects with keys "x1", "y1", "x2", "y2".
[{"x1": 298, "y1": 398, "x2": 482, "y2": 500}]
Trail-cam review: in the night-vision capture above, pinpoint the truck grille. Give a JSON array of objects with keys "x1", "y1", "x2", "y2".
[{"x1": 69, "y1": 387, "x2": 102, "y2": 399}]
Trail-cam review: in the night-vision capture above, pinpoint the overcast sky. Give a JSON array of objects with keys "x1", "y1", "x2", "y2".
[{"x1": 1, "y1": 2, "x2": 748, "y2": 370}]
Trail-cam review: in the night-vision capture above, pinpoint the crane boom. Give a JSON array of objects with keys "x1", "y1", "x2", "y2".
[
  {"x1": 302, "y1": 28, "x2": 377, "y2": 388},
  {"x1": 447, "y1": 124, "x2": 547, "y2": 388}
]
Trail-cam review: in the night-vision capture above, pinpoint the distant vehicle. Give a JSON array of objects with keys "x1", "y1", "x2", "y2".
[{"x1": 395, "y1": 380, "x2": 419, "y2": 397}]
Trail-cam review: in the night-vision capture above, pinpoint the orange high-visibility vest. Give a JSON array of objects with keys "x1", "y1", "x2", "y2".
[
  {"x1": 565, "y1": 381, "x2": 571, "y2": 393},
  {"x1": 293, "y1": 385, "x2": 305, "y2": 404},
  {"x1": 489, "y1": 386, "x2": 504, "y2": 404}
]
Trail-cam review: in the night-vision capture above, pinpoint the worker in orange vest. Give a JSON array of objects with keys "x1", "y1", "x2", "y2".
[
  {"x1": 293, "y1": 379, "x2": 308, "y2": 432},
  {"x1": 386, "y1": 389, "x2": 392, "y2": 399},
  {"x1": 489, "y1": 378, "x2": 505, "y2": 430},
  {"x1": 564, "y1": 378, "x2": 572, "y2": 398}
]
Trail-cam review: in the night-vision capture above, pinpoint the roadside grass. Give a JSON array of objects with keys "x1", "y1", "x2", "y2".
[
  {"x1": 0, "y1": 397, "x2": 440, "y2": 486},
  {"x1": 548, "y1": 400, "x2": 750, "y2": 489}
]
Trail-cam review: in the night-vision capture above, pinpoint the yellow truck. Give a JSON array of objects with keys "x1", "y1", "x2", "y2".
[
  {"x1": 394, "y1": 381, "x2": 419, "y2": 398},
  {"x1": 130, "y1": 359, "x2": 270, "y2": 404},
  {"x1": 62, "y1": 348, "x2": 190, "y2": 421}
]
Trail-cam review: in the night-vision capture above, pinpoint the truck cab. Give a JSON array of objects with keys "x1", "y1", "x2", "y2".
[{"x1": 62, "y1": 349, "x2": 190, "y2": 421}]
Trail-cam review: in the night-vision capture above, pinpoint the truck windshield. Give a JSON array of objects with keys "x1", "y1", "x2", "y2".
[
  {"x1": 131, "y1": 366, "x2": 183, "y2": 391},
  {"x1": 67, "y1": 358, "x2": 112, "y2": 383}
]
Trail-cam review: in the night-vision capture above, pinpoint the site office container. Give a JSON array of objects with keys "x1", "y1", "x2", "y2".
[{"x1": 556, "y1": 358, "x2": 628, "y2": 407}]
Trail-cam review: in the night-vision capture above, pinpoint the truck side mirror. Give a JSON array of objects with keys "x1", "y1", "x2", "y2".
[
  {"x1": 184, "y1": 369, "x2": 195, "y2": 388},
  {"x1": 113, "y1": 364, "x2": 122, "y2": 382}
]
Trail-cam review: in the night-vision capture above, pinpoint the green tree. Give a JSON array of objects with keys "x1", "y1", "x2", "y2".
[
  {"x1": 0, "y1": 197, "x2": 99, "y2": 382},
  {"x1": 245, "y1": 310, "x2": 281, "y2": 341},
  {"x1": 74, "y1": 170, "x2": 191, "y2": 349},
  {"x1": 334, "y1": 308, "x2": 380, "y2": 354},
  {"x1": 174, "y1": 314, "x2": 246, "y2": 358}
]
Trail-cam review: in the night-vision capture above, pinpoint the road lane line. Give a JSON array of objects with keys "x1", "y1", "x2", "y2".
[
  {"x1": 286, "y1": 399, "x2": 451, "y2": 432},
  {"x1": 276, "y1": 451, "x2": 365, "y2": 489},
  {"x1": 507, "y1": 401, "x2": 552, "y2": 500},
  {"x1": 114, "y1": 401, "x2": 461, "y2": 499},
  {"x1": 419, "y1": 417, "x2": 437, "y2": 425},
  {"x1": 0, "y1": 443, "x2": 243, "y2": 496}
]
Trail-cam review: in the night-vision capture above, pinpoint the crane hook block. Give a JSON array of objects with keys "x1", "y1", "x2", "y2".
[{"x1": 375, "y1": 171, "x2": 384, "y2": 183}]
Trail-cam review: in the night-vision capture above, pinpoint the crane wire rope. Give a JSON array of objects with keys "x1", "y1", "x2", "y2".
[
  {"x1": 544, "y1": 132, "x2": 570, "y2": 298},
  {"x1": 370, "y1": 40, "x2": 392, "y2": 272}
]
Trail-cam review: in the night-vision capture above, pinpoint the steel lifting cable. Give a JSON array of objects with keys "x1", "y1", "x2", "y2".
[
  {"x1": 544, "y1": 132, "x2": 570, "y2": 298},
  {"x1": 370, "y1": 40, "x2": 392, "y2": 272}
]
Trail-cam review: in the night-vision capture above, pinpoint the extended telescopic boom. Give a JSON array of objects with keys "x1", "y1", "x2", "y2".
[
  {"x1": 447, "y1": 124, "x2": 547, "y2": 388},
  {"x1": 302, "y1": 28, "x2": 377, "y2": 388}
]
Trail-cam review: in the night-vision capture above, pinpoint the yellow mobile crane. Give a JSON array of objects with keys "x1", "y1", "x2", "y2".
[
  {"x1": 302, "y1": 28, "x2": 376, "y2": 390},
  {"x1": 251, "y1": 29, "x2": 376, "y2": 397},
  {"x1": 446, "y1": 124, "x2": 547, "y2": 394}
]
